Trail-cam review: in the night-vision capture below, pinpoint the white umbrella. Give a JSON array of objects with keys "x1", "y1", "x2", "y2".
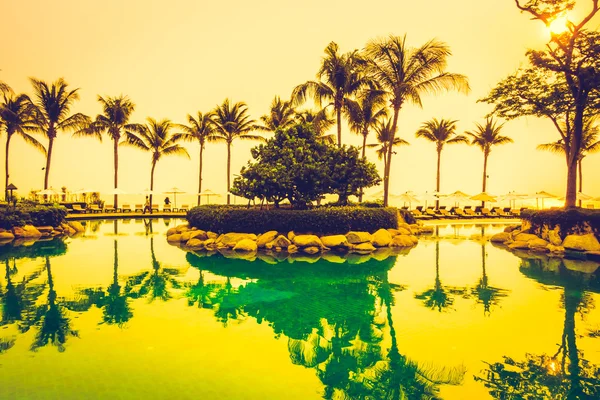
[
  {"x1": 418, "y1": 191, "x2": 439, "y2": 208},
  {"x1": 73, "y1": 188, "x2": 97, "y2": 195},
  {"x1": 534, "y1": 191, "x2": 557, "y2": 209},
  {"x1": 164, "y1": 187, "x2": 186, "y2": 208},
  {"x1": 198, "y1": 189, "x2": 221, "y2": 205},
  {"x1": 471, "y1": 192, "x2": 497, "y2": 207},
  {"x1": 38, "y1": 188, "x2": 59, "y2": 196},
  {"x1": 106, "y1": 188, "x2": 128, "y2": 195},
  {"x1": 440, "y1": 191, "x2": 471, "y2": 207},
  {"x1": 558, "y1": 192, "x2": 592, "y2": 202},
  {"x1": 393, "y1": 192, "x2": 420, "y2": 208},
  {"x1": 500, "y1": 191, "x2": 529, "y2": 209},
  {"x1": 139, "y1": 189, "x2": 157, "y2": 196}
]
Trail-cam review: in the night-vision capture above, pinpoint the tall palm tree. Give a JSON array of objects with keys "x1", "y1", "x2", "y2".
[
  {"x1": 211, "y1": 99, "x2": 263, "y2": 205},
  {"x1": 415, "y1": 118, "x2": 468, "y2": 208},
  {"x1": 367, "y1": 118, "x2": 409, "y2": 171},
  {"x1": 292, "y1": 42, "x2": 368, "y2": 147},
  {"x1": 295, "y1": 108, "x2": 336, "y2": 144},
  {"x1": 365, "y1": 35, "x2": 470, "y2": 206},
  {"x1": 256, "y1": 96, "x2": 296, "y2": 132},
  {"x1": 177, "y1": 112, "x2": 217, "y2": 206},
  {"x1": 345, "y1": 89, "x2": 388, "y2": 201},
  {"x1": 0, "y1": 93, "x2": 46, "y2": 200},
  {"x1": 465, "y1": 117, "x2": 513, "y2": 198},
  {"x1": 77, "y1": 95, "x2": 136, "y2": 208},
  {"x1": 123, "y1": 118, "x2": 189, "y2": 208},
  {"x1": 29, "y1": 78, "x2": 90, "y2": 190},
  {"x1": 538, "y1": 118, "x2": 600, "y2": 206}
]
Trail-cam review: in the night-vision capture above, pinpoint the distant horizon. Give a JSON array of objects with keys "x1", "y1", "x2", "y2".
[{"x1": 2, "y1": 0, "x2": 600, "y2": 200}]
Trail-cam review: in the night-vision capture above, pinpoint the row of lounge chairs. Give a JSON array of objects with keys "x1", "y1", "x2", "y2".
[
  {"x1": 69, "y1": 204, "x2": 190, "y2": 214},
  {"x1": 406, "y1": 206, "x2": 528, "y2": 220}
]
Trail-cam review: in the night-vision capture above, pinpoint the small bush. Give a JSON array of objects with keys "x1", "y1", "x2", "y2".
[
  {"x1": 522, "y1": 208, "x2": 600, "y2": 238},
  {"x1": 360, "y1": 201, "x2": 384, "y2": 208},
  {"x1": 187, "y1": 206, "x2": 398, "y2": 235},
  {"x1": 0, "y1": 209, "x2": 28, "y2": 230},
  {"x1": 0, "y1": 205, "x2": 67, "y2": 230}
]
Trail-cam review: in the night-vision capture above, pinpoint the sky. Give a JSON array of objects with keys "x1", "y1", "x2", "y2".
[{"x1": 1, "y1": 0, "x2": 599, "y2": 205}]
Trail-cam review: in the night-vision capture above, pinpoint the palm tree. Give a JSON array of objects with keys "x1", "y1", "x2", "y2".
[
  {"x1": 367, "y1": 118, "x2": 409, "y2": 170},
  {"x1": 211, "y1": 99, "x2": 263, "y2": 205},
  {"x1": 365, "y1": 35, "x2": 470, "y2": 206},
  {"x1": 292, "y1": 42, "x2": 368, "y2": 147},
  {"x1": 415, "y1": 118, "x2": 468, "y2": 208},
  {"x1": 0, "y1": 93, "x2": 46, "y2": 200},
  {"x1": 177, "y1": 112, "x2": 217, "y2": 206},
  {"x1": 123, "y1": 118, "x2": 189, "y2": 208},
  {"x1": 538, "y1": 118, "x2": 600, "y2": 206},
  {"x1": 256, "y1": 96, "x2": 296, "y2": 132},
  {"x1": 29, "y1": 78, "x2": 90, "y2": 190},
  {"x1": 465, "y1": 117, "x2": 513, "y2": 199},
  {"x1": 295, "y1": 108, "x2": 336, "y2": 144},
  {"x1": 77, "y1": 95, "x2": 136, "y2": 208}
]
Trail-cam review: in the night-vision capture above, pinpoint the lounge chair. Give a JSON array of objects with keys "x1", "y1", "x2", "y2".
[
  {"x1": 438, "y1": 206, "x2": 456, "y2": 219},
  {"x1": 416, "y1": 206, "x2": 424, "y2": 212},
  {"x1": 151, "y1": 204, "x2": 159, "y2": 213},
  {"x1": 163, "y1": 205, "x2": 172, "y2": 212},
  {"x1": 510, "y1": 208, "x2": 521, "y2": 217},
  {"x1": 89, "y1": 204, "x2": 102, "y2": 213},
  {"x1": 425, "y1": 207, "x2": 439, "y2": 218},
  {"x1": 104, "y1": 205, "x2": 116, "y2": 213},
  {"x1": 464, "y1": 206, "x2": 477, "y2": 217},
  {"x1": 134, "y1": 204, "x2": 144, "y2": 213},
  {"x1": 453, "y1": 208, "x2": 471, "y2": 218},
  {"x1": 480, "y1": 208, "x2": 494, "y2": 218},
  {"x1": 121, "y1": 204, "x2": 132, "y2": 213},
  {"x1": 496, "y1": 207, "x2": 512, "y2": 217},
  {"x1": 411, "y1": 208, "x2": 432, "y2": 220},
  {"x1": 71, "y1": 204, "x2": 85, "y2": 213},
  {"x1": 179, "y1": 204, "x2": 189, "y2": 213}
]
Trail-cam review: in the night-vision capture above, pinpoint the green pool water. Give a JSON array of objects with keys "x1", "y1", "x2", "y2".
[{"x1": 0, "y1": 219, "x2": 599, "y2": 399}]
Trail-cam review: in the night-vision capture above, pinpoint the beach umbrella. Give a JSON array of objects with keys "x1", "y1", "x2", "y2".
[
  {"x1": 418, "y1": 191, "x2": 439, "y2": 208},
  {"x1": 198, "y1": 189, "x2": 221, "y2": 205},
  {"x1": 38, "y1": 188, "x2": 59, "y2": 196},
  {"x1": 394, "y1": 192, "x2": 420, "y2": 208},
  {"x1": 534, "y1": 191, "x2": 556, "y2": 209},
  {"x1": 470, "y1": 192, "x2": 497, "y2": 207},
  {"x1": 139, "y1": 189, "x2": 157, "y2": 196},
  {"x1": 369, "y1": 189, "x2": 385, "y2": 199},
  {"x1": 500, "y1": 191, "x2": 529, "y2": 209},
  {"x1": 106, "y1": 188, "x2": 128, "y2": 195},
  {"x1": 440, "y1": 190, "x2": 471, "y2": 207},
  {"x1": 73, "y1": 188, "x2": 97, "y2": 194},
  {"x1": 164, "y1": 187, "x2": 186, "y2": 208}
]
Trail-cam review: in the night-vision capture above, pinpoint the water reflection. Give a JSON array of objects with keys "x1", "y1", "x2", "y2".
[{"x1": 476, "y1": 257, "x2": 600, "y2": 399}]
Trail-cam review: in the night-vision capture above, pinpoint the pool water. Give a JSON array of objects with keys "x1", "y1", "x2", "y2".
[{"x1": 0, "y1": 219, "x2": 599, "y2": 399}]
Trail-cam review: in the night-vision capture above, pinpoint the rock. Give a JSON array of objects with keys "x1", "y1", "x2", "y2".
[
  {"x1": 398, "y1": 223, "x2": 411, "y2": 230},
  {"x1": 528, "y1": 238, "x2": 549, "y2": 252},
  {"x1": 346, "y1": 231, "x2": 373, "y2": 244},
  {"x1": 0, "y1": 231, "x2": 15, "y2": 240},
  {"x1": 504, "y1": 225, "x2": 520, "y2": 233},
  {"x1": 387, "y1": 229, "x2": 402, "y2": 237},
  {"x1": 562, "y1": 233, "x2": 600, "y2": 252},
  {"x1": 390, "y1": 235, "x2": 415, "y2": 247},
  {"x1": 175, "y1": 224, "x2": 189, "y2": 233},
  {"x1": 547, "y1": 244, "x2": 565, "y2": 254},
  {"x1": 353, "y1": 242, "x2": 376, "y2": 253},
  {"x1": 257, "y1": 231, "x2": 278, "y2": 248},
  {"x1": 68, "y1": 221, "x2": 85, "y2": 233},
  {"x1": 563, "y1": 259, "x2": 599, "y2": 274},
  {"x1": 418, "y1": 226, "x2": 434, "y2": 234},
  {"x1": 514, "y1": 233, "x2": 539, "y2": 242},
  {"x1": 204, "y1": 238, "x2": 216, "y2": 249},
  {"x1": 37, "y1": 226, "x2": 54, "y2": 233},
  {"x1": 547, "y1": 230, "x2": 562, "y2": 246},
  {"x1": 166, "y1": 227, "x2": 178, "y2": 236},
  {"x1": 180, "y1": 231, "x2": 193, "y2": 242},
  {"x1": 372, "y1": 247, "x2": 393, "y2": 261},
  {"x1": 217, "y1": 233, "x2": 258, "y2": 248},
  {"x1": 186, "y1": 238, "x2": 204, "y2": 249},
  {"x1": 490, "y1": 232, "x2": 511, "y2": 243},
  {"x1": 272, "y1": 235, "x2": 292, "y2": 248},
  {"x1": 372, "y1": 229, "x2": 393, "y2": 247},
  {"x1": 508, "y1": 241, "x2": 530, "y2": 250},
  {"x1": 13, "y1": 225, "x2": 42, "y2": 238},
  {"x1": 586, "y1": 251, "x2": 600, "y2": 261},
  {"x1": 233, "y1": 239, "x2": 258, "y2": 252},
  {"x1": 293, "y1": 235, "x2": 323, "y2": 248},
  {"x1": 287, "y1": 244, "x2": 298, "y2": 254},
  {"x1": 167, "y1": 234, "x2": 182, "y2": 243},
  {"x1": 189, "y1": 230, "x2": 208, "y2": 241},
  {"x1": 320, "y1": 235, "x2": 350, "y2": 248},
  {"x1": 207, "y1": 231, "x2": 218, "y2": 240},
  {"x1": 396, "y1": 227, "x2": 411, "y2": 236},
  {"x1": 287, "y1": 231, "x2": 296, "y2": 241},
  {"x1": 302, "y1": 246, "x2": 320, "y2": 255}
]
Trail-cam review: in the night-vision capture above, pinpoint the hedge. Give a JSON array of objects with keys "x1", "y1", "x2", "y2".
[
  {"x1": 0, "y1": 205, "x2": 68, "y2": 230},
  {"x1": 186, "y1": 206, "x2": 399, "y2": 235},
  {"x1": 521, "y1": 208, "x2": 600, "y2": 238}
]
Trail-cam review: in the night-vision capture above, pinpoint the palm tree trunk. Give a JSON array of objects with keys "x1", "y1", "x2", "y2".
[
  {"x1": 566, "y1": 104, "x2": 585, "y2": 208},
  {"x1": 577, "y1": 159, "x2": 582, "y2": 208},
  {"x1": 565, "y1": 161, "x2": 577, "y2": 208},
  {"x1": 482, "y1": 151, "x2": 488, "y2": 208},
  {"x1": 336, "y1": 106, "x2": 342, "y2": 148},
  {"x1": 359, "y1": 132, "x2": 368, "y2": 202},
  {"x1": 44, "y1": 137, "x2": 54, "y2": 191},
  {"x1": 227, "y1": 142, "x2": 231, "y2": 205},
  {"x1": 113, "y1": 239, "x2": 118, "y2": 286},
  {"x1": 5, "y1": 133, "x2": 11, "y2": 201},
  {"x1": 436, "y1": 149, "x2": 441, "y2": 209},
  {"x1": 149, "y1": 159, "x2": 156, "y2": 213},
  {"x1": 384, "y1": 106, "x2": 401, "y2": 207},
  {"x1": 113, "y1": 138, "x2": 119, "y2": 209},
  {"x1": 198, "y1": 143, "x2": 204, "y2": 206}
]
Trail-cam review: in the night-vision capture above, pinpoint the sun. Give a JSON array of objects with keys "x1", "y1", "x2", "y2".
[{"x1": 548, "y1": 15, "x2": 570, "y2": 34}]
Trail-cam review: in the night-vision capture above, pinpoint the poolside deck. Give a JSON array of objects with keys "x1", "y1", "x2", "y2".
[{"x1": 66, "y1": 211, "x2": 187, "y2": 220}]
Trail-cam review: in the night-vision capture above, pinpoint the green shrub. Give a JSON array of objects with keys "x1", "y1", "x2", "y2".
[
  {"x1": 0, "y1": 205, "x2": 67, "y2": 230},
  {"x1": 360, "y1": 200, "x2": 383, "y2": 208},
  {"x1": 0, "y1": 209, "x2": 28, "y2": 230},
  {"x1": 186, "y1": 206, "x2": 398, "y2": 234},
  {"x1": 522, "y1": 208, "x2": 600, "y2": 238}
]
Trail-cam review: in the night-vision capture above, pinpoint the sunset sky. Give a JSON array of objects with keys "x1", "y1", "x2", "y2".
[{"x1": 1, "y1": 0, "x2": 599, "y2": 204}]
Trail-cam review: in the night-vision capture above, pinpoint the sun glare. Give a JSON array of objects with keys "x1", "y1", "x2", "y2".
[{"x1": 548, "y1": 15, "x2": 570, "y2": 34}]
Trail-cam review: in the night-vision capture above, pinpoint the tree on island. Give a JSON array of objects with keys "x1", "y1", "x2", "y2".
[
  {"x1": 294, "y1": 107, "x2": 336, "y2": 144},
  {"x1": 292, "y1": 42, "x2": 369, "y2": 148},
  {"x1": 211, "y1": 99, "x2": 264, "y2": 205},
  {"x1": 0, "y1": 92, "x2": 46, "y2": 201},
  {"x1": 78, "y1": 95, "x2": 137, "y2": 208},
  {"x1": 537, "y1": 118, "x2": 600, "y2": 206},
  {"x1": 231, "y1": 124, "x2": 380, "y2": 208},
  {"x1": 123, "y1": 118, "x2": 189, "y2": 208},
  {"x1": 366, "y1": 118, "x2": 410, "y2": 169},
  {"x1": 465, "y1": 117, "x2": 513, "y2": 200},
  {"x1": 483, "y1": 1, "x2": 600, "y2": 207},
  {"x1": 29, "y1": 78, "x2": 90, "y2": 191},
  {"x1": 365, "y1": 35, "x2": 470, "y2": 207},
  {"x1": 177, "y1": 111, "x2": 218, "y2": 206},
  {"x1": 415, "y1": 118, "x2": 468, "y2": 208}
]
